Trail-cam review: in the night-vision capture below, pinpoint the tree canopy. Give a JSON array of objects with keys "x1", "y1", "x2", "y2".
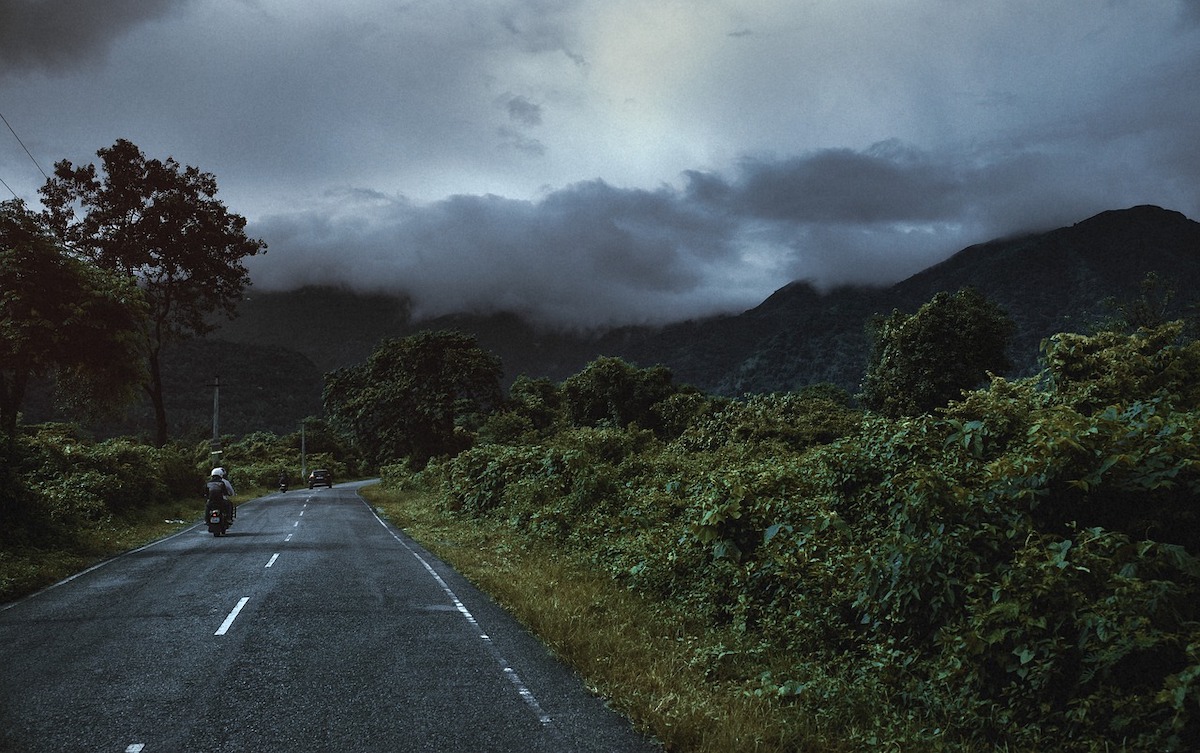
[
  {"x1": 0, "y1": 199, "x2": 146, "y2": 441},
  {"x1": 860, "y1": 287, "x2": 1014, "y2": 417},
  {"x1": 561, "y1": 356, "x2": 682, "y2": 433},
  {"x1": 323, "y1": 331, "x2": 503, "y2": 467},
  {"x1": 39, "y1": 139, "x2": 266, "y2": 445}
]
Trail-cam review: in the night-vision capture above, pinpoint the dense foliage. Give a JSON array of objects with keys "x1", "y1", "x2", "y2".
[
  {"x1": 212, "y1": 423, "x2": 358, "y2": 489},
  {"x1": 861, "y1": 287, "x2": 1014, "y2": 417},
  {"x1": 324, "y1": 331, "x2": 503, "y2": 467},
  {"x1": 0, "y1": 425, "x2": 200, "y2": 546},
  {"x1": 0, "y1": 199, "x2": 146, "y2": 441},
  {"x1": 385, "y1": 322, "x2": 1199, "y2": 751},
  {"x1": 40, "y1": 139, "x2": 267, "y2": 446}
]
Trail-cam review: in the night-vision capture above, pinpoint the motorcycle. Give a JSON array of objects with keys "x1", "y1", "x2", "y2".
[
  {"x1": 206, "y1": 506, "x2": 229, "y2": 537},
  {"x1": 279, "y1": 481, "x2": 288, "y2": 493}
]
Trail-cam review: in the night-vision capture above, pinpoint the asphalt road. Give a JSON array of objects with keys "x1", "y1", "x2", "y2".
[{"x1": 0, "y1": 481, "x2": 662, "y2": 753}]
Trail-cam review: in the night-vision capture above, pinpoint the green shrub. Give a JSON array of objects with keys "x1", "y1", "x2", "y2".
[{"x1": 405, "y1": 325, "x2": 1200, "y2": 750}]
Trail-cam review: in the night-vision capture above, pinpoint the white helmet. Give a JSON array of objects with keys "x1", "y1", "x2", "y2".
[{"x1": 211, "y1": 468, "x2": 224, "y2": 477}]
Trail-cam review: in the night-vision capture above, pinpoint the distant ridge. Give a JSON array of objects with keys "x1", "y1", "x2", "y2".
[
  {"x1": 33, "y1": 204, "x2": 1199, "y2": 439},
  {"x1": 606, "y1": 204, "x2": 1200, "y2": 394},
  {"x1": 164, "y1": 204, "x2": 1196, "y2": 437}
]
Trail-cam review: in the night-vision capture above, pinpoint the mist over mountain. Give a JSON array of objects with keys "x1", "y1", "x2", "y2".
[
  {"x1": 215, "y1": 205, "x2": 1200, "y2": 398},
  {"x1": 631, "y1": 204, "x2": 1200, "y2": 395},
  {"x1": 29, "y1": 204, "x2": 1199, "y2": 440}
]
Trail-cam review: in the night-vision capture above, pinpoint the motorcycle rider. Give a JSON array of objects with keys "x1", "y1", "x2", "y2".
[
  {"x1": 217, "y1": 467, "x2": 235, "y2": 520},
  {"x1": 278, "y1": 470, "x2": 288, "y2": 492},
  {"x1": 205, "y1": 468, "x2": 235, "y2": 526}
]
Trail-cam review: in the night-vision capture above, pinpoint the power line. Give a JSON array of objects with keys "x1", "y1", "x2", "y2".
[
  {"x1": 0, "y1": 110, "x2": 50, "y2": 181},
  {"x1": 0, "y1": 174, "x2": 18, "y2": 200}
]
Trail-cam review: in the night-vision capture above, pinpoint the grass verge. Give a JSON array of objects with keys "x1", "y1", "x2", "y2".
[{"x1": 361, "y1": 483, "x2": 833, "y2": 753}]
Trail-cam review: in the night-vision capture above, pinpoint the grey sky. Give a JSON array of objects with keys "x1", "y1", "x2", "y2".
[{"x1": 2, "y1": 0, "x2": 1198, "y2": 328}]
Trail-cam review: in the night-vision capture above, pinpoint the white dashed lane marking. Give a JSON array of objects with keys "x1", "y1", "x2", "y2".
[{"x1": 215, "y1": 597, "x2": 250, "y2": 636}]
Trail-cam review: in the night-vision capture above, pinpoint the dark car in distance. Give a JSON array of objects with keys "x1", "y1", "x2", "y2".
[{"x1": 308, "y1": 469, "x2": 333, "y2": 488}]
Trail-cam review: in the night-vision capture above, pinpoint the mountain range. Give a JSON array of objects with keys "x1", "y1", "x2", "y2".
[
  {"x1": 27, "y1": 205, "x2": 1200, "y2": 440},
  {"x1": 217, "y1": 204, "x2": 1200, "y2": 391}
]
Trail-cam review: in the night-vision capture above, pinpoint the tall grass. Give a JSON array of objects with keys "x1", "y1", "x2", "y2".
[{"x1": 362, "y1": 484, "x2": 838, "y2": 753}]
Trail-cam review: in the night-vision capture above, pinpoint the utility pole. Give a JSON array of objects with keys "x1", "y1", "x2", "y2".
[{"x1": 210, "y1": 376, "x2": 222, "y2": 468}]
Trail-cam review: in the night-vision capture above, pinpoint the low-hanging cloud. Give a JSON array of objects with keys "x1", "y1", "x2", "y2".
[
  {"x1": 248, "y1": 178, "x2": 751, "y2": 330},
  {"x1": 8, "y1": 0, "x2": 1195, "y2": 332},
  {"x1": 246, "y1": 136, "x2": 1196, "y2": 331}
]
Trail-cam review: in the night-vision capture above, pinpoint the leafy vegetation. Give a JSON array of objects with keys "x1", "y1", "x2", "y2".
[
  {"x1": 376, "y1": 322, "x2": 1200, "y2": 751},
  {"x1": 40, "y1": 138, "x2": 267, "y2": 445},
  {"x1": 0, "y1": 199, "x2": 146, "y2": 440},
  {"x1": 861, "y1": 287, "x2": 1014, "y2": 417},
  {"x1": 324, "y1": 330, "x2": 503, "y2": 467}
]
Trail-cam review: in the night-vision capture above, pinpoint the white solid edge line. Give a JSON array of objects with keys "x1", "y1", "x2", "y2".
[
  {"x1": 0, "y1": 520, "x2": 202, "y2": 613},
  {"x1": 361, "y1": 499, "x2": 554, "y2": 727},
  {"x1": 1, "y1": 496, "x2": 278, "y2": 613},
  {"x1": 215, "y1": 597, "x2": 250, "y2": 635}
]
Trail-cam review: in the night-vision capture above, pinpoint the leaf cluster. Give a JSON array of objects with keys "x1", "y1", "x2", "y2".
[
  {"x1": 0, "y1": 199, "x2": 147, "y2": 438},
  {"x1": 1, "y1": 425, "x2": 196, "y2": 544}
]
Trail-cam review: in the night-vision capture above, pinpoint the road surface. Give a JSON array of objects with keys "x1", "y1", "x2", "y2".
[{"x1": 0, "y1": 481, "x2": 661, "y2": 753}]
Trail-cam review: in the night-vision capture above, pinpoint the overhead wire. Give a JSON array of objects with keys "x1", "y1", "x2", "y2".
[
  {"x1": 0, "y1": 109, "x2": 51, "y2": 202},
  {"x1": 0, "y1": 110, "x2": 50, "y2": 181}
]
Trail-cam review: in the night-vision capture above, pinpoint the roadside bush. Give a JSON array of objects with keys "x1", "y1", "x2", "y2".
[
  {"x1": 9, "y1": 426, "x2": 196, "y2": 537},
  {"x1": 676, "y1": 391, "x2": 863, "y2": 453},
  {"x1": 209, "y1": 431, "x2": 351, "y2": 489},
  {"x1": 1042, "y1": 321, "x2": 1200, "y2": 412},
  {"x1": 561, "y1": 357, "x2": 683, "y2": 434},
  {"x1": 386, "y1": 323, "x2": 1200, "y2": 751},
  {"x1": 475, "y1": 410, "x2": 538, "y2": 446}
]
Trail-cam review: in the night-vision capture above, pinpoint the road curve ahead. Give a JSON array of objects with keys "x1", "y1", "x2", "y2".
[{"x1": 0, "y1": 481, "x2": 661, "y2": 753}]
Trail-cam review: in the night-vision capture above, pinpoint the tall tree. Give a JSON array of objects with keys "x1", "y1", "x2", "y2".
[
  {"x1": 324, "y1": 331, "x2": 503, "y2": 467},
  {"x1": 561, "y1": 356, "x2": 680, "y2": 433},
  {"x1": 0, "y1": 199, "x2": 146, "y2": 443},
  {"x1": 861, "y1": 287, "x2": 1013, "y2": 417},
  {"x1": 39, "y1": 139, "x2": 266, "y2": 445}
]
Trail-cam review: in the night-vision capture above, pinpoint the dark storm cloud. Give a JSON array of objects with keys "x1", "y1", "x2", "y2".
[
  {"x1": 704, "y1": 143, "x2": 965, "y2": 223},
  {"x1": 4, "y1": 0, "x2": 1199, "y2": 330},
  {"x1": 247, "y1": 119, "x2": 1200, "y2": 330},
  {"x1": 0, "y1": 0, "x2": 190, "y2": 74},
  {"x1": 497, "y1": 94, "x2": 546, "y2": 154},
  {"x1": 1180, "y1": 0, "x2": 1200, "y2": 26},
  {"x1": 249, "y1": 179, "x2": 745, "y2": 329}
]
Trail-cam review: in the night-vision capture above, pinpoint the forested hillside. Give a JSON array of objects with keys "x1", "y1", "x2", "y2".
[
  {"x1": 24, "y1": 339, "x2": 323, "y2": 441},
  {"x1": 621, "y1": 205, "x2": 1200, "y2": 394},
  {"x1": 218, "y1": 204, "x2": 1200, "y2": 396},
  {"x1": 34, "y1": 205, "x2": 1198, "y2": 440}
]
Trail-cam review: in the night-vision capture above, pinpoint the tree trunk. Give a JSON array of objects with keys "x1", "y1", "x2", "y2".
[
  {"x1": 146, "y1": 348, "x2": 169, "y2": 447},
  {"x1": 0, "y1": 369, "x2": 29, "y2": 449}
]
